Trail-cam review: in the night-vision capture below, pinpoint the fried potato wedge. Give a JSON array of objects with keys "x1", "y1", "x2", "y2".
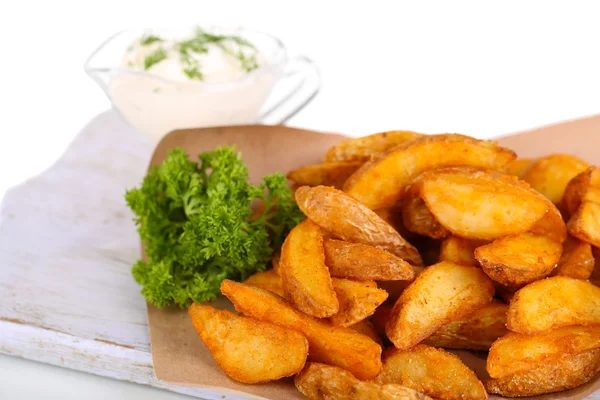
[
  {"x1": 475, "y1": 232, "x2": 562, "y2": 289},
  {"x1": 506, "y1": 276, "x2": 600, "y2": 333},
  {"x1": 551, "y1": 235, "x2": 595, "y2": 279},
  {"x1": 324, "y1": 239, "x2": 415, "y2": 281},
  {"x1": 439, "y1": 236, "x2": 485, "y2": 266},
  {"x1": 323, "y1": 130, "x2": 423, "y2": 163},
  {"x1": 385, "y1": 262, "x2": 494, "y2": 350},
  {"x1": 188, "y1": 304, "x2": 308, "y2": 384},
  {"x1": 401, "y1": 195, "x2": 449, "y2": 239},
  {"x1": 504, "y1": 158, "x2": 532, "y2": 177},
  {"x1": 330, "y1": 279, "x2": 388, "y2": 327},
  {"x1": 487, "y1": 325, "x2": 600, "y2": 379},
  {"x1": 287, "y1": 161, "x2": 363, "y2": 189},
  {"x1": 295, "y1": 186, "x2": 423, "y2": 265},
  {"x1": 521, "y1": 154, "x2": 589, "y2": 205},
  {"x1": 423, "y1": 300, "x2": 508, "y2": 351},
  {"x1": 417, "y1": 167, "x2": 550, "y2": 240},
  {"x1": 221, "y1": 280, "x2": 382, "y2": 379},
  {"x1": 376, "y1": 345, "x2": 487, "y2": 400},
  {"x1": 485, "y1": 349, "x2": 600, "y2": 397},
  {"x1": 568, "y1": 200, "x2": 600, "y2": 248},
  {"x1": 349, "y1": 320, "x2": 382, "y2": 345},
  {"x1": 296, "y1": 362, "x2": 432, "y2": 400},
  {"x1": 592, "y1": 246, "x2": 600, "y2": 287},
  {"x1": 243, "y1": 268, "x2": 283, "y2": 296},
  {"x1": 562, "y1": 166, "x2": 600, "y2": 217},
  {"x1": 343, "y1": 134, "x2": 516, "y2": 210},
  {"x1": 280, "y1": 219, "x2": 338, "y2": 317}
]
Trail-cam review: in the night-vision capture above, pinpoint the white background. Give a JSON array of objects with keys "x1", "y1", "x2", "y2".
[{"x1": 0, "y1": 1, "x2": 599, "y2": 399}]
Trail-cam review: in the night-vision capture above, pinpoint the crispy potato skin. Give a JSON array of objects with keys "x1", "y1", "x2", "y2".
[
  {"x1": 568, "y1": 200, "x2": 600, "y2": 248},
  {"x1": 287, "y1": 161, "x2": 363, "y2": 189},
  {"x1": 487, "y1": 325, "x2": 600, "y2": 379},
  {"x1": 295, "y1": 362, "x2": 432, "y2": 400},
  {"x1": 323, "y1": 130, "x2": 423, "y2": 163},
  {"x1": 484, "y1": 349, "x2": 600, "y2": 397},
  {"x1": 243, "y1": 269, "x2": 284, "y2": 296},
  {"x1": 385, "y1": 262, "x2": 494, "y2": 350},
  {"x1": 506, "y1": 276, "x2": 600, "y2": 333},
  {"x1": 376, "y1": 345, "x2": 487, "y2": 400},
  {"x1": 324, "y1": 239, "x2": 415, "y2": 281},
  {"x1": 349, "y1": 319, "x2": 382, "y2": 345},
  {"x1": 504, "y1": 159, "x2": 533, "y2": 177},
  {"x1": 401, "y1": 195, "x2": 449, "y2": 239},
  {"x1": 295, "y1": 185, "x2": 423, "y2": 265},
  {"x1": 439, "y1": 236, "x2": 485, "y2": 266},
  {"x1": 551, "y1": 235, "x2": 595, "y2": 279},
  {"x1": 221, "y1": 280, "x2": 382, "y2": 380},
  {"x1": 330, "y1": 279, "x2": 388, "y2": 327},
  {"x1": 475, "y1": 232, "x2": 562, "y2": 289},
  {"x1": 343, "y1": 134, "x2": 515, "y2": 210},
  {"x1": 521, "y1": 154, "x2": 589, "y2": 205},
  {"x1": 423, "y1": 300, "x2": 508, "y2": 351},
  {"x1": 280, "y1": 219, "x2": 339, "y2": 317},
  {"x1": 562, "y1": 167, "x2": 600, "y2": 215},
  {"x1": 188, "y1": 304, "x2": 308, "y2": 384}
]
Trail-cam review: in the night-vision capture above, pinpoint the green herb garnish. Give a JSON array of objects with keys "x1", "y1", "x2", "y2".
[
  {"x1": 126, "y1": 147, "x2": 304, "y2": 308},
  {"x1": 143, "y1": 47, "x2": 167, "y2": 70},
  {"x1": 140, "y1": 34, "x2": 163, "y2": 46}
]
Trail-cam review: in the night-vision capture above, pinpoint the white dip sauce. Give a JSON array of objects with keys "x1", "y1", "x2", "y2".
[{"x1": 109, "y1": 28, "x2": 279, "y2": 141}]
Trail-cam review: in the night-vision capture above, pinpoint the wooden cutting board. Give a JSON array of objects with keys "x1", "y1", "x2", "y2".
[{"x1": 0, "y1": 110, "x2": 599, "y2": 400}]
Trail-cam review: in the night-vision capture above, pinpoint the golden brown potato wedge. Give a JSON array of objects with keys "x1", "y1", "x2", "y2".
[
  {"x1": 562, "y1": 166, "x2": 600, "y2": 217},
  {"x1": 439, "y1": 236, "x2": 486, "y2": 266},
  {"x1": 330, "y1": 279, "x2": 388, "y2": 327},
  {"x1": 324, "y1": 239, "x2": 415, "y2": 281},
  {"x1": 295, "y1": 362, "x2": 432, "y2": 400},
  {"x1": 475, "y1": 232, "x2": 562, "y2": 289},
  {"x1": 188, "y1": 304, "x2": 308, "y2": 384},
  {"x1": 279, "y1": 219, "x2": 339, "y2": 317},
  {"x1": 423, "y1": 300, "x2": 508, "y2": 351},
  {"x1": 220, "y1": 280, "x2": 382, "y2": 380},
  {"x1": 521, "y1": 154, "x2": 589, "y2": 205},
  {"x1": 243, "y1": 268, "x2": 283, "y2": 296},
  {"x1": 504, "y1": 158, "x2": 532, "y2": 177},
  {"x1": 287, "y1": 161, "x2": 363, "y2": 189},
  {"x1": 568, "y1": 200, "x2": 600, "y2": 248},
  {"x1": 417, "y1": 167, "x2": 550, "y2": 240},
  {"x1": 401, "y1": 195, "x2": 449, "y2": 239},
  {"x1": 349, "y1": 320, "x2": 382, "y2": 345},
  {"x1": 376, "y1": 345, "x2": 487, "y2": 400},
  {"x1": 487, "y1": 325, "x2": 600, "y2": 379},
  {"x1": 528, "y1": 204, "x2": 567, "y2": 243},
  {"x1": 385, "y1": 261, "x2": 494, "y2": 350},
  {"x1": 484, "y1": 349, "x2": 600, "y2": 397},
  {"x1": 295, "y1": 185, "x2": 423, "y2": 265},
  {"x1": 551, "y1": 235, "x2": 595, "y2": 279},
  {"x1": 323, "y1": 130, "x2": 423, "y2": 163},
  {"x1": 343, "y1": 134, "x2": 516, "y2": 210},
  {"x1": 592, "y1": 246, "x2": 600, "y2": 287},
  {"x1": 506, "y1": 276, "x2": 600, "y2": 333}
]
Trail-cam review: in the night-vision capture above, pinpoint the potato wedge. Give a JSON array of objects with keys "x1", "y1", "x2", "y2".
[
  {"x1": 551, "y1": 235, "x2": 595, "y2": 279},
  {"x1": 280, "y1": 219, "x2": 338, "y2": 317},
  {"x1": 417, "y1": 167, "x2": 550, "y2": 240},
  {"x1": 287, "y1": 161, "x2": 363, "y2": 189},
  {"x1": 439, "y1": 236, "x2": 485, "y2": 266},
  {"x1": 296, "y1": 362, "x2": 432, "y2": 400},
  {"x1": 521, "y1": 154, "x2": 589, "y2": 205},
  {"x1": 221, "y1": 280, "x2": 382, "y2": 379},
  {"x1": 385, "y1": 261, "x2": 494, "y2": 350},
  {"x1": 349, "y1": 320, "x2": 382, "y2": 345},
  {"x1": 188, "y1": 304, "x2": 308, "y2": 384},
  {"x1": 243, "y1": 268, "x2": 283, "y2": 296},
  {"x1": 562, "y1": 166, "x2": 600, "y2": 217},
  {"x1": 295, "y1": 185, "x2": 423, "y2": 265},
  {"x1": 343, "y1": 134, "x2": 516, "y2": 210},
  {"x1": 487, "y1": 325, "x2": 600, "y2": 379},
  {"x1": 330, "y1": 279, "x2": 388, "y2": 327},
  {"x1": 485, "y1": 349, "x2": 600, "y2": 397},
  {"x1": 401, "y1": 195, "x2": 449, "y2": 239},
  {"x1": 568, "y1": 200, "x2": 600, "y2": 248},
  {"x1": 324, "y1": 239, "x2": 415, "y2": 281},
  {"x1": 504, "y1": 158, "x2": 532, "y2": 177},
  {"x1": 475, "y1": 232, "x2": 562, "y2": 289},
  {"x1": 376, "y1": 345, "x2": 487, "y2": 400},
  {"x1": 592, "y1": 246, "x2": 600, "y2": 287},
  {"x1": 423, "y1": 300, "x2": 508, "y2": 351},
  {"x1": 323, "y1": 130, "x2": 423, "y2": 163},
  {"x1": 506, "y1": 276, "x2": 600, "y2": 333}
]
